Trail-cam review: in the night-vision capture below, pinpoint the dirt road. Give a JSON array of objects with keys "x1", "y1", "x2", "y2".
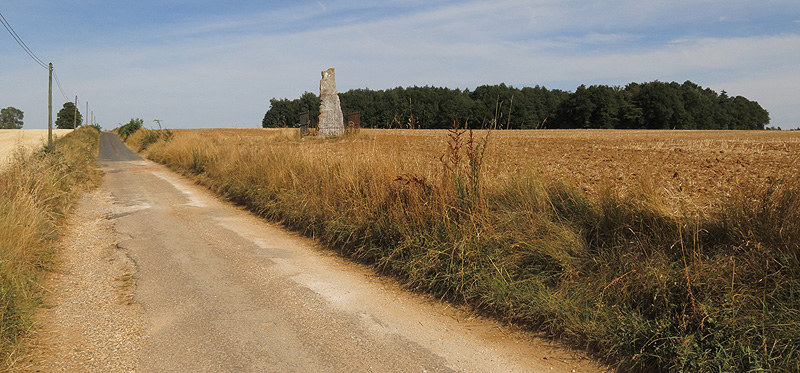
[{"x1": 21, "y1": 133, "x2": 605, "y2": 372}]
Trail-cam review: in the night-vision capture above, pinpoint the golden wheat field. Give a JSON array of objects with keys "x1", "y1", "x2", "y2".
[
  {"x1": 0, "y1": 129, "x2": 73, "y2": 164},
  {"x1": 179, "y1": 128, "x2": 800, "y2": 212}
]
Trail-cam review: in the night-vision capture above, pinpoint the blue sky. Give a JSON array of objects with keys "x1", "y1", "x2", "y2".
[{"x1": 2, "y1": 1, "x2": 799, "y2": 129}]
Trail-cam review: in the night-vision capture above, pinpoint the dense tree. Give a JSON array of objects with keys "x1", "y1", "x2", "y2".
[
  {"x1": 632, "y1": 81, "x2": 688, "y2": 129},
  {"x1": 55, "y1": 102, "x2": 83, "y2": 129},
  {"x1": 262, "y1": 80, "x2": 769, "y2": 130},
  {"x1": 0, "y1": 106, "x2": 24, "y2": 129},
  {"x1": 552, "y1": 85, "x2": 629, "y2": 129}
]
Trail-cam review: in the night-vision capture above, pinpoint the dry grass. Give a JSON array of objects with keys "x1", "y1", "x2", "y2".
[
  {"x1": 156, "y1": 128, "x2": 800, "y2": 210},
  {"x1": 0, "y1": 127, "x2": 101, "y2": 367},
  {"x1": 239, "y1": 128, "x2": 799, "y2": 211},
  {"x1": 130, "y1": 127, "x2": 800, "y2": 372}
]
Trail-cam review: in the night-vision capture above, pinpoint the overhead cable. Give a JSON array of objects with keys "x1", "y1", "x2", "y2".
[
  {"x1": 0, "y1": 11, "x2": 48, "y2": 69},
  {"x1": 1, "y1": 11, "x2": 86, "y2": 118},
  {"x1": 53, "y1": 70, "x2": 71, "y2": 102}
]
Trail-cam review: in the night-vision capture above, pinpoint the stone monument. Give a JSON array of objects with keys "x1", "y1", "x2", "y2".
[{"x1": 317, "y1": 68, "x2": 344, "y2": 137}]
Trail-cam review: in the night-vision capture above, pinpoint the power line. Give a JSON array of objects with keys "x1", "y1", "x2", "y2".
[
  {"x1": 53, "y1": 70, "x2": 70, "y2": 102},
  {"x1": 0, "y1": 11, "x2": 48, "y2": 69},
  {"x1": 1, "y1": 11, "x2": 88, "y2": 125}
]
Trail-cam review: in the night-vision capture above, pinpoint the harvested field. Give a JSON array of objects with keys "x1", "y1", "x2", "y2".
[{"x1": 179, "y1": 128, "x2": 800, "y2": 212}]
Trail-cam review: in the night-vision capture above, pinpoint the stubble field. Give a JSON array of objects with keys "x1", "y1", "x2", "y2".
[{"x1": 197, "y1": 128, "x2": 800, "y2": 211}]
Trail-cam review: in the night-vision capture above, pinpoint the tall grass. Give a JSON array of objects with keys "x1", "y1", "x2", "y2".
[
  {"x1": 0, "y1": 127, "x2": 101, "y2": 366},
  {"x1": 131, "y1": 127, "x2": 799, "y2": 372}
]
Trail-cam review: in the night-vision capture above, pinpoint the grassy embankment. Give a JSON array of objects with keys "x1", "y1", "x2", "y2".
[
  {"x1": 126, "y1": 127, "x2": 799, "y2": 372},
  {"x1": 0, "y1": 127, "x2": 102, "y2": 366}
]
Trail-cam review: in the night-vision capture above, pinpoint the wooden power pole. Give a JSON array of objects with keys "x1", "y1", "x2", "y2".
[
  {"x1": 73, "y1": 95, "x2": 78, "y2": 131},
  {"x1": 48, "y1": 62, "x2": 53, "y2": 149}
]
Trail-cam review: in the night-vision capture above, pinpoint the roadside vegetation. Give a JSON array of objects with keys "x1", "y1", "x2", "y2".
[
  {"x1": 127, "y1": 127, "x2": 798, "y2": 372},
  {"x1": 115, "y1": 118, "x2": 144, "y2": 141},
  {"x1": 0, "y1": 127, "x2": 102, "y2": 367}
]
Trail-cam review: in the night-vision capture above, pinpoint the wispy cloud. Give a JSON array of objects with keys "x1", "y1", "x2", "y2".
[{"x1": 2, "y1": 0, "x2": 799, "y2": 128}]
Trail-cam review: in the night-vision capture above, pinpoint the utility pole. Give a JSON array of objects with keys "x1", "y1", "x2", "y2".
[
  {"x1": 85, "y1": 101, "x2": 89, "y2": 127},
  {"x1": 48, "y1": 62, "x2": 53, "y2": 149},
  {"x1": 73, "y1": 95, "x2": 78, "y2": 131}
]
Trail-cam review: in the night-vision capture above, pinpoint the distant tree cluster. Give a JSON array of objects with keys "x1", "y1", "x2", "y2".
[
  {"x1": 262, "y1": 80, "x2": 770, "y2": 130},
  {"x1": 0, "y1": 106, "x2": 24, "y2": 129}
]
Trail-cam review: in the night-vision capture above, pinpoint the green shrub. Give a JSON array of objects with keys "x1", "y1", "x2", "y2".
[{"x1": 116, "y1": 118, "x2": 143, "y2": 140}]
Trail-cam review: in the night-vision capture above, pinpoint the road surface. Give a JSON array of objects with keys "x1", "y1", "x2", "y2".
[{"x1": 22, "y1": 132, "x2": 605, "y2": 372}]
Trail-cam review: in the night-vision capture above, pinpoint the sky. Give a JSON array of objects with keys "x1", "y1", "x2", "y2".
[{"x1": 1, "y1": 0, "x2": 799, "y2": 130}]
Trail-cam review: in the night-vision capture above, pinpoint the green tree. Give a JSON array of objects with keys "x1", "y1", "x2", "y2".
[
  {"x1": 552, "y1": 84, "x2": 627, "y2": 129},
  {"x1": 261, "y1": 92, "x2": 320, "y2": 128},
  {"x1": 0, "y1": 106, "x2": 24, "y2": 129},
  {"x1": 630, "y1": 81, "x2": 688, "y2": 129},
  {"x1": 55, "y1": 102, "x2": 83, "y2": 129}
]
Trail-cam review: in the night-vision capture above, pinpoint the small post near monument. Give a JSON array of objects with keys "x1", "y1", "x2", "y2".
[
  {"x1": 317, "y1": 68, "x2": 344, "y2": 138},
  {"x1": 299, "y1": 111, "x2": 310, "y2": 137}
]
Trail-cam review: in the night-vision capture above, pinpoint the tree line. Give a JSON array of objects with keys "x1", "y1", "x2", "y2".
[{"x1": 262, "y1": 80, "x2": 770, "y2": 130}]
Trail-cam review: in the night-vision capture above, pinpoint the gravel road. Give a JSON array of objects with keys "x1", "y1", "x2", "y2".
[{"x1": 18, "y1": 132, "x2": 606, "y2": 372}]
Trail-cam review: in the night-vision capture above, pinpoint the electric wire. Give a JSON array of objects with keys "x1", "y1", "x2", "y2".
[
  {"x1": 2, "y1": 11, "x2": 91, "y2": 124},
  {"x1": 0, "y1": 11, "x2": 48, "y2": 69},
  {"x1": 53, "y1": 71, "x2": 71, "y2": 102}
]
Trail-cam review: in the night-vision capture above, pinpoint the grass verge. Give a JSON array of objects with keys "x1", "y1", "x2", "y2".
[
  {"x1": 0, "y1": 127, "x2": 102, "y2": 367},
  {"x1": 128, "y1": 127, "x2": 798, "y2": 372}
]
